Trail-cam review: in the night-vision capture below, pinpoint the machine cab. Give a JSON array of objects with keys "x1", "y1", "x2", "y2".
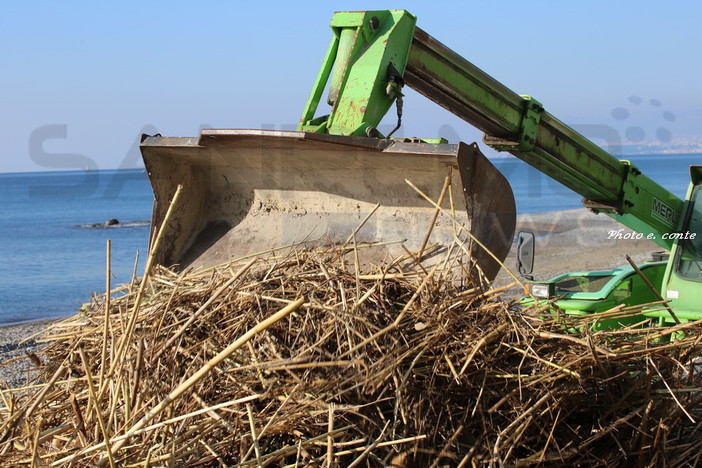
[{"x1": 653, "y1": 166, "x2": 702, "y2": 323}]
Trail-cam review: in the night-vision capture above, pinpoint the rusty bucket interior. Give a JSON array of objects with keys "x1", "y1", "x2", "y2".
[{"x1": 140, "y1": 130, "x2": 516, "y2": 282}]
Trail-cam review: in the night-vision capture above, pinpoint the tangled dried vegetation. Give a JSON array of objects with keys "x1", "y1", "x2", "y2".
[{"x1": 1, "y1": 242, "x2": 702, "y2": 467}]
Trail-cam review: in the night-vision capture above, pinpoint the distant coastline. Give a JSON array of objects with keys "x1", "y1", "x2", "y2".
[
  {"x1": 610, "y1": 146, "x2": 702, "y2": 156},
  {"x1": 489, "y1": 147, "x2": 702, "y2": 159}
]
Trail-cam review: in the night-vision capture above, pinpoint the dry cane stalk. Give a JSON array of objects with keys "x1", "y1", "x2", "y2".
[
  {"x1": 152, "y1": 257, "x2": 257, "y2": 361},
  {"x1": 339, "y1": 261, "x2": 440, "y2": 358},
  {"x1": 419, "y1": 173, "x2": 451, "y2": 260},
  {"x1": 333, "y1": 434, "x2": 427, "y2": 456},
  {"x1": 626, "y1": 255, "x2": 680, "y2": 324},
  {"x1": 0, "y1": 363, "x2": 66, "y2": 443},
  {"x1": 246, "y1": 403, "x2": 263, "y2": 468},
  {"x1": 239, "y1": 386, "x2": 300, "y2": 464},
  {"x1": 648, "y1": 357, "x2": 695, "y2": 423},
  {"x1": 106, "y1": 185, "x2": 183, "y2": 384},
  {"x1": 459, "y1": 323, "x2": 509, "y2": 377},
  {"x1": 70, "y1": 394, "x2": 88, "y2": 445},
  {"x1": 347, "y1": 421, "x2": 390, "y2": 468},
  {"x1": 405, "y1": 179, "x2": 531, "y2": 297},
  {"x1": 327, "y1": 403, "x2": 335, "y2": 468},
  {"x1": 238, "y1": 427, "x2": 352, "y2": 467},
  {"x1": 30, "y1": 416, "x2": 43, "y2": 468},
  {"x1": 96, "y1": 296, "x2": 305, "y2": 465},
  {"x1": 342, "y1": 203, "x2": 380, "y2": 247},
  {"x1": 79, "y1": 347, "x2": 116, "y2": 468},
  {"x1": 99, "y1": 238, "x2": 111, "y2": 391},
  {"x1": 54, "y1": 395, "x2": 262, "y2": 465}
]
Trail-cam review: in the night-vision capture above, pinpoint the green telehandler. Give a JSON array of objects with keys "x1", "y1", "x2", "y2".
[{"x1": 140, "y1": 10, "x2": 700, "y2": 326}]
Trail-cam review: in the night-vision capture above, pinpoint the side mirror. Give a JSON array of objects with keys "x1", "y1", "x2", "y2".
[{"x1": 516, "y1": 231, "x2": 535, "y2": 277}]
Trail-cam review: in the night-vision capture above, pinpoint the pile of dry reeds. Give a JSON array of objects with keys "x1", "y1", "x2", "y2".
[{"x1": 1, "y1": 239, "x2": 702, "y2": 467}]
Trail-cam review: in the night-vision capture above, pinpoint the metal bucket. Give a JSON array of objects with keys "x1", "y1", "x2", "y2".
[{"x1": 141, "y1": 130, "x2": 515, "y2": 281}]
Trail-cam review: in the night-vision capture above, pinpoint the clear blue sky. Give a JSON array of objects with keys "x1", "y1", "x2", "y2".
[{"x1": 2, "y1": 1, "x2": 700, "y2": 173}]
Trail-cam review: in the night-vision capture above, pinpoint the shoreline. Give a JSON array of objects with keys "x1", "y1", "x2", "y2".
[
  {"x1": 0, "y1": 317, "x2": 61, "y2": 330},
  {"x1": 0, "y1": 319, "x2": 57, "y2": 388}
]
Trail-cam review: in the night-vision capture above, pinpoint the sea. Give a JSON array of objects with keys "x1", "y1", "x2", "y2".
[{"x1": 0, "y1": 153, "x2": 698, "y2": 326}]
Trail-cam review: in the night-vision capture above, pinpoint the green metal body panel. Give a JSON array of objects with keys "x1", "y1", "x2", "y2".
[
  {"x1": 522, "y1": 262, "x2": 667, "y2": 330},
  {"x1": 646, "y1": 169, "x2": 702, "y2": 324}
]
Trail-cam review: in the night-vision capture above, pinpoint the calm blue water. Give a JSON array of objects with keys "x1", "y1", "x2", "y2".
[
  {"x1": 0, "y1": 153, "x2": 699, "y2": 325},
  {"x1": 0, "y1": 169, "x2": 152, "y2": 325}
]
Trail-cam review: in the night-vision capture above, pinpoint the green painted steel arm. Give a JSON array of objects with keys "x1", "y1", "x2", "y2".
[
  {"x1": 405, "y1": 28, "x2": 684, "y2": 250},
  {"x1": 300, "y1": 11, "x2": 684, "y2": 249}
]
